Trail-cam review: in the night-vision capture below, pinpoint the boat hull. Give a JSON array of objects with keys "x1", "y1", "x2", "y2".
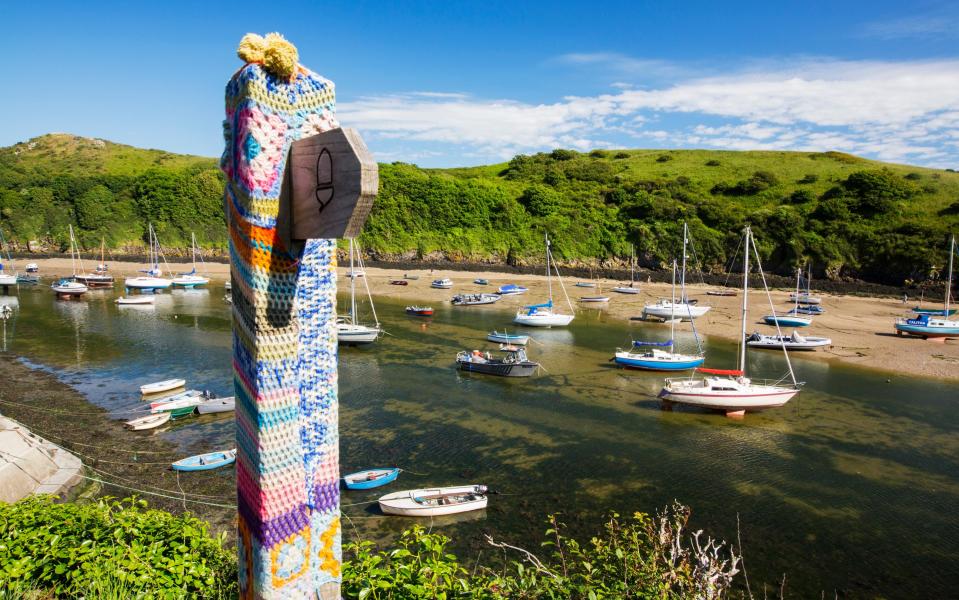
[
  {"x1": 487, "y1": 332, "x2": 530, "y2": 345},
  {"x1": 125, "y1": 277, "x2": 172, "y2": 290},
  {"x1": 337, "y1": 324, "x2": 380, "y2": 345},
  {"x1": 611, "y1": 287, "x2": 641, "y2": 294},
  {"x1": 457, "y1": 360, "x2": 538, "y2": 377},
  {"x1": 763, "y1": 316, "x2": 812, "y2": 327},
  {"x1": 642, "y1": 304, "x2": 711, "y2": 320},
  {"x1": 895, "y1": 323, "x2": 959, "y2": 338},
  {"x1": 124, "y1": 412, "x2": 171, "y2": 431},
  {"x1": 197, "y1": 397, "x2": 235, "y2": 414},
  {"x1": 140, "y1": 379, "x2": 186, "y2": 395},
  {"x1": 513, "y1": 312, "x2": 574, "y2": 327},
  {"x1": 659, "y1": 380, "x2": 798, "y2": 411},
  {"x1": 614, "y1": 352, "x2": 704, "y2": 371},
  {"x1": 172, "y1": 450, "x2": 236, "y2": 472},
  {"x1": 579, "y1": 296, "x2": 610, "y2": 303},
  {"x1": 74, "y1": 275, "x2": 114, "y2": 288},
  {"x1": 378, "y1": 485, "x2": 488, "y2": 517}
]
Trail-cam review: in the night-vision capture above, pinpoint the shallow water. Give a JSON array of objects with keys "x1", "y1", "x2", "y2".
[{"x1": 1, "y1": 285, "x2": 956, "y2": 598}]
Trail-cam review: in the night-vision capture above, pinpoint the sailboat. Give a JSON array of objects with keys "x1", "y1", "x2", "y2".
[
  {"x1": 763, "y1": 267, "x2": 812, "y2": 327},
  {"x1": 612, "y1": 245, "x2": 640, "y2": 294},
  {"x1": 642, "y1": 222, "x2": 711, "y2": 320},
  {"x1": 614, "y1": 260, "x2": 705, "y2": 370},
  {"x1": 74, "y1": 238, "x2": 114, "y2": 288},
  {"x1": 337, "y1": 239, "x2": 381, "y2": 344},
  {"x1": 513, "y1": 233, "x2": 575, "y2": 327},
  {"x1": 789, "y1": 264, "x2": 821, "y2": 305},
  {"x1": 172, "y1": 233, "x2": 210, "y2": 288},
  {"x1": 52, "y1": 225, "x2": 88, "y2": 297},
  {"x1": 0, "y1": 227, "x2": 18, "y2": 287},
  {"x1": 895, "y1": 234, "x2": 959, "y2": 339},
  {"x1": 659, "y1": 226, "x2": 801, "y2": 417},
  {"x1": 124, "y1": 224, "x2": 172, "y2": 291}
]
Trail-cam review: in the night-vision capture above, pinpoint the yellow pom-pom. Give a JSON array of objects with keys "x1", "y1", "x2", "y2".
[
  {"x1": 262, "y1": 32, "x2": 299, "y2": 80},
  {"x1": 237, "y1": 33, "x2": 266, "y2": 63}
]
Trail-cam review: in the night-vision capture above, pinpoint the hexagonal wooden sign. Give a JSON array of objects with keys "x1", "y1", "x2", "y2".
[{"x1": 280, "y1": 127, "x2": 377, "y2": 244}]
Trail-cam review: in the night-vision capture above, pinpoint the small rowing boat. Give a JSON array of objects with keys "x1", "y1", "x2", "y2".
[
  {"x1": 406, "y1": 306, "x2": 434, "y2": 316},
  {"x1": 116, "y1": 296, "x2": 155, "y2": 305},
  {"x1": 579, "y1": 296, "x2": 610, "y2": 303},
  {"x1": 389, "y1": 280, "x2": 409, "y2": 286},
  {"x1": 487, "y1": 330, "x2": 529, "y2": 345},
  {"x1": 747, "y1": 331, "x2": 831, "y2": 350},
  {"x1": 171, "y1": 449, "x2": 236, "y2": 472},
  {"x1": 123, "y1": 412, "x2": 171, "y2": 431},
  {"x1": 140, "y1": 378, "x2": 186, "y2": 395},
  {"x1": 343, "y1": 468, "x2": 400, "y2": 490},
  {"x1": 706, "y1": 290, "x2": 737, "y2": 297},
  {"x1": 574, "y1": 282, "x2": 595, "y2": 288},
  {"x1": 378, "y1": 484, "x2": 488, "y2": 517},
  {"x1": 473, "y1": 278, "x2": 489, "y2": 285}
]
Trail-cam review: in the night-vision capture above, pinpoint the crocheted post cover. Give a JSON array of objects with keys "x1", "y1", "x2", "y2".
[{"x1": 222, "y1": 33, "x2": 340, "y2": 599}]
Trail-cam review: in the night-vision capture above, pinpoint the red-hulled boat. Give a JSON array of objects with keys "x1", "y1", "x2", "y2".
[{"x1": 405, "y1": 306, "x2": 434, "y2": 317}]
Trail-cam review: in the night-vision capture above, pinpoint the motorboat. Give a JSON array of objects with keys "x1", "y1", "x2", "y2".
[
  {"x1": 747, "y1": 331, "x2": 832, "y2": 350},
  {"x1": 452, "y1": 293, "x2": 500, "y2": 306},
  {"x1": 378, "y1": 485, "x2": 488, "y2": 517},
  {"x1": 456, "y1": 345, "x2": 539, "y2": 377},
  {"x1": 497, "y1": 284, "x2": 527, "y2": 295},
  {"x1": 431, "y1": 278, "x2": 453, "y2": 289}
]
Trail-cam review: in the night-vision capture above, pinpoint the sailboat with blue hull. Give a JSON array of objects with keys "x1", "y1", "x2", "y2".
[{"x1": 896, "y1": 235, "x2": 958, "y2": 339}]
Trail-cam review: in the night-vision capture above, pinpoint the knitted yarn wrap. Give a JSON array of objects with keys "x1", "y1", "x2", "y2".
[{"x1": 223, "y1": 34, "x2": 340, "y2": 599}]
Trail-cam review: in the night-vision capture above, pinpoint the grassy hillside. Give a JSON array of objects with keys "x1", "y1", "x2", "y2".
[{"x1": 2, "y1": 135, "x2": 958, "y2": 284}]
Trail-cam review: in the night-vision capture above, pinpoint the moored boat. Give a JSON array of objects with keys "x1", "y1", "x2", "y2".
[
  {"x1": 487, "y1": 331, "x2": 530, "y2": 345},
  {"x1": 25, "y1": 263, "x2": 39, "y2": 273},
  {"x1": 763, "y1": 314, "x2": 811, "y2": 328},
  {"x1": 431, "y1": 278, "x2": 453, "y2": 289},
  {"x1": 123, "y1": 412, "x2": 172, "y2": 431},
  {"x1": 140, "y1": 378, "x2": 186, "y2": 395},
  {"x1": 197, "y1": 396, "x2": 235, "y2": 415},
  {"x1": 497, "y1": 284, "x2": 527, "y2": 295},
  {"x1": 514, "y1": 234, "x2": 574, "y2": 327},
  {"x1": 452, "y1": 293, "x2": 500, "y2": 306},
  {"x1": 747, "y1": 331, "x2": 831, "y2": 350},
  {"x1": 116, "y1": 296, "x2": 155, "y2": 305},
  {"x1": 405, "y1": 306, "x2": 434, "y2": 317},
  {"x1": 614, "y1": 341, "x2": 704, "y2": 371},
  {"x1": 343, "y1": 468, "x2": 400, "y2": 490},
  {"x1": 579, "y1": 295, "x2": 610, "y2": 303},
  {"x1": 52, "y1": 278, "x2": 87, "y2": 297},
  {"x1": 895, "y1": 314, "x2": 959, "y2": 338},
  {"x1": 706, "y1": 289, "x2": 737, "y2": 297},
  {"x1": 456, "y1": 346, "x2": 539, "y2": 377},
  {"x1": 125, "y1": 224, "x2": 172, "y2": 291},
  {"x1": 172, "y1": 449, "x2": 236, "y2": 472},
  {"x1": 612, "y1": 245, "x2": 640, "y2": 294},
  {"x1": 473, "y1": 278, "x2": 489, "y2": 285},
  {"x1": 378, "y1": 484, "x2": 488, "y2": 517},
  {"x1": 574, "y1": 282, "x2": 595, "y2": 288},
  {"x1": 389, "y1": 279, "x2": 409, "y2": 286}
]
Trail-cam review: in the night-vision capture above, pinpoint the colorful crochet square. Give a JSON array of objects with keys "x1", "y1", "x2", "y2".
[{"x1": 223, "y1": 56, "x2": 341, "y2": 599}]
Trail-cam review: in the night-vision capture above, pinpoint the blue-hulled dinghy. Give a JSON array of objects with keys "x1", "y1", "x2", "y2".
[
  {"x1": 343, "y1": 468, "x2": 400, "y2": 490},
  {"x1": 171, "y1": 449, "x2": 236, "y2": 472}
]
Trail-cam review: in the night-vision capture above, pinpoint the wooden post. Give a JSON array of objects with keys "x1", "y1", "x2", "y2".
[{"x1": 222, "y1": 33, "x2": 376, "y2": 599}]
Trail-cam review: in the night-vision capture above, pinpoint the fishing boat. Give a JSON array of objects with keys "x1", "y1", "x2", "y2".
[
  {"x1": 765, "y1": 267, "x2": 812, "y2": 327},
  {"x1": 74, "y1": 239, "x2": 114, "y2": 288},
  {"x1": 405, "y1": 306, "x2": 434, "y2": 317},
  {"x1": 0, "y1": 228, "x2": 18, "y2": 287},
  {"x1": 456, "y1": 345, "x2": 539, "y2": 377},
  {"x1": 473, "y1": 278, "x2": 489, "y2": 285},
  {"x1": 431, "y1": 278, "x2": 453, "y2": 289},
  {"x1": 612, "y1": 245, "x2": 640, "y2": 294},
  {"x1": 389, "y1": 279, "x2": 409, "y2": 286},
  {"x1": 452, "y1": 293, "x2": 500, "y2": 306},
  {"x1": 25, "y1": 263, "x2": 38, "y2": 273},
  {"x1": 172, "y1": 233, "x2": 209, "y2": 288},
  {"x1": 614, "y1": 261, "x2": 705, "y2": 371},
  {"x1": 140, "y1": 378, "x2": 186, "y2": 395},
  {"x1": 343, "y1": 468, "x2": 400, "y2": 490},
  {"x1": 172, "y1": 449, "x2": 236, "y2": 472},
  {"x1": 896, "y1": 235, "x2": 958, "y2": 339},
  {"x1": 378, "y1": 484, "x2": 488, "y2": 517},
  {"x1": 514, "y1": 234, "x2": 575, "y2": 327},
  {"x1": 659, "y1": 226, "x2": 801, "y2": 417},
  {"x1": 497, "y1": 284, "x2": 527, "y2": 295},
  {"x1": 197, "y1": 396, "x2": 235, "y2": 415},
  {"x1": 123, "y1": 412, "x2": 172, "y2": 431},
  {"x1": 643, "y1": 222, "x2": 710, "y2": 320},
  {"x1": 337, "y1": 239, "x2": 381, "y2": 345},
  {"x1": 116, "y1": 296, "x2": 155, "y2": 305},
  {"x1": 747, "y1": 331, "x2": 832, "y2": 350},
  {"x1": 52, "y1": 278, "x2": 88, "y2": 297},
  {"x1": 487, "y1": 331, "x2": 530, "y2": 345},
  {"x1": 125, "y1": 224, "x2": 173, "y2": 291}
]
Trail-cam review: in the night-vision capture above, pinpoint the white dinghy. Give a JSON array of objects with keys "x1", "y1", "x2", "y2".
[
  {"x1": 747, "y1": 330, "x2": 831, "y2": 351},
  {"x1": 124, "y1": 412, "x2": 171, "y2": 431},
  {"x1": 378, "y1": 485, "x2": 488, "y2": 517},
  {"x1": 116, "y1": 296, "x2": 155, "y2": 305},
  {"x1": 140, "y1": 378, "x2": 186, "y2": 395},
  {"x1": 197, "y1": 396, "x2": 235, "y2": 415}
]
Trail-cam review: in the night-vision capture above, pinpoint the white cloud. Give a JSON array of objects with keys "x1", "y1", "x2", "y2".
[{"x1": 339, "y1": 58, "x2": 959, "y2": 168}]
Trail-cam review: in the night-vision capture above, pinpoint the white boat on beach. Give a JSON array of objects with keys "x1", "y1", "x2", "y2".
[
  {"x1": 140, "y1": 378, "x2": 186, "y2": 395},
  {"x1": 172, "y1": 233, "x2": 210, "y2": 288},
  {"x1": 431, "y1": 278, "x2": 453, "y2": 289},
  {"x1": 747, "y1": 331, "x2": 831, "y2": 350},
  {"x1": 642, "y1": 223, "x2": 710, "y2": 321},
  {"x1": 612, "y1": 245, "x2": 641, "y2": 294},
  {"x1": 197, "y1": 396, "x2": 235, "y2": 414},
  {"x1": 487, "y1": 331, "x2": 530, "y2": 345},
  {"x1": 125, "y1": 224, "x2": 172, "y2": 291},
  {"x1": 514, "y1": 234, "x2": 575, "y2": 327},
  {"x1": 337, "y1": 239, "x2": 381, "y2": 345},
  {"x1": 378, "y1": 485, "x2": 488, "y2": 517},
  {"x1": 659, "y1": 226, "x2": 801, "y2": 417},
  {"x1": 124, "y1": 412, "x2": 172, "y2": 431}
]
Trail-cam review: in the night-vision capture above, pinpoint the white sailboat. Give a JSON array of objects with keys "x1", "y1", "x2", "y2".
[
  {"x1": 642, "y1": 222, "x2": 711, "y2": 320},
  {"x1": 172, "y1": 233, "x2": 210, "y2": 288},
  {"x1": 513, "y1": 233, "x2": 575, "y2": 327},
  {"x1": 0, "y1": 227, "x2": 18, "y2": 287},
  {"x1": 895, "y1": 234, "x2": 959, "y2": 338},
  {"x1": 337, "y1": 239, "x2": 381, "y2": 345},
  {"x1": 659, "y1": 226, "x2": 801, "y2": 417},
  {"x1": 612, "y1": 244, "x2": 640, "y2": 294},
  {"x1": 124, "y1": 224, "x2": 172, "y2": 291},
  {"x1": 52, "y1": 225, "x2": 88, "y2": 297},
  {"x1": 74, "y1": 239, "x2": 114, "y2": 288}
]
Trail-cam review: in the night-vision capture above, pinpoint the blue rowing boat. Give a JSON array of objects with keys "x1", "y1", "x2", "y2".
[
  {"x1": 171, "y1": 449, "x2": 236, "y2": 472},
  {"x1": 763, "y1": 314, "x2": 811, "y2": 327},
  {"x1": 343, "y1": 468, "x2": 400, "y2": 490}
]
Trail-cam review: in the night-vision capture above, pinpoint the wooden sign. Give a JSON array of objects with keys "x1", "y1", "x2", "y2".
[{"x1": 282, "y1": 128, "x2": 377, "y2": 243}]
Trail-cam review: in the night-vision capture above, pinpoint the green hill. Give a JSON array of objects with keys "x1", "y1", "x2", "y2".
[{"x1": 2, "y1": 134, "x2": 958, "y2": 284}]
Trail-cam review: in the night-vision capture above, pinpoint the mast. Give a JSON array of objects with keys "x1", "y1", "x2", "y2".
[
  {"x1": 794, "y1": 267, "x2": 801, "y2": 313},
  {"x1": 630, "y1": 244, "x2": 635, "y2": 286},
  {"x1": 192, "y1": 232, "x2": 197, "y2": 272},
  {"x1": 669, "y1": 259, "x2": 677, "y2": 342},
  {"x1": 680, "y1": 222, "x2": 688, "y2": 303},
  {"x1": 739, "y1": 227, "x2": 750, "y2": 375},
  {"x1": 349, "y1": 239, "x2": 357, "y2": 322},
  {"x1": 68, "y1": 225, "x2": 77, "y2": 276},
  {"x1": 545, "y1": 233, "x2": 553, "y2": 304},
  {"x1": 947, "y1": 234, "x2": 954, "y2": 315}
]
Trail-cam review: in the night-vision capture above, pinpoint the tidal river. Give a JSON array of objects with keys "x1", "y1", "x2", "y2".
[{"x1": 1, "y1": 285, "x2": 956, "y2": 598}]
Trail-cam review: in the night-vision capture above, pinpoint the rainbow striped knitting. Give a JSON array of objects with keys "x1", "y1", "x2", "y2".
[{"x1": 221, "y1": 33, "x2": 340, "y2": 599}]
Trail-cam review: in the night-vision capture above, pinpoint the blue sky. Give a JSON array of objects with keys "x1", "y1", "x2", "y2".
[{"x1": 2, "y1": 1, "x2": 958, "y2": 168}]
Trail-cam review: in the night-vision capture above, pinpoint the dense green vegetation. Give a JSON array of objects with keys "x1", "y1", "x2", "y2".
[
  {"x1": 0, "y1": 497, "x2": 739, "y2": 599},
  {"x1": 3, "y1": 134, "x2": 958, "y2": 284}
]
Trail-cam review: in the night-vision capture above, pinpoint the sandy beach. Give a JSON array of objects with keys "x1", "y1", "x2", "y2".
[{"x1": 22, "y1": 257, "x2": 959, "y2": 382}]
